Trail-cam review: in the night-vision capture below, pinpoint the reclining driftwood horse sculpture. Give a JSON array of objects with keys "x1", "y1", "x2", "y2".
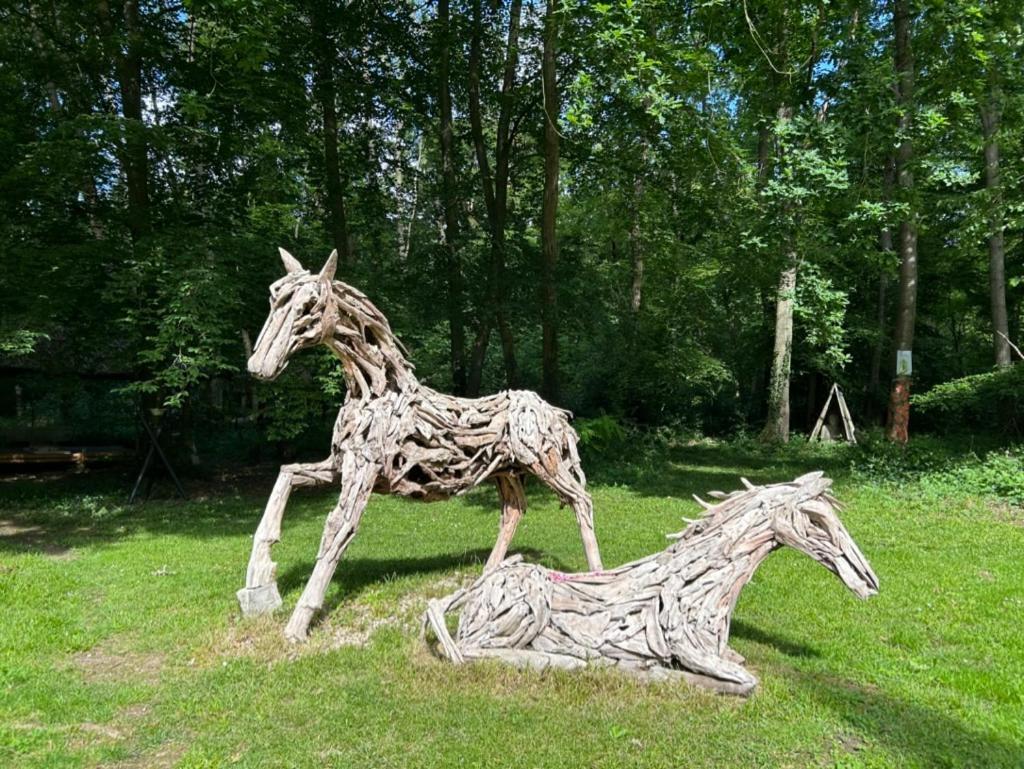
[
  {"x1": 424, "y1": 472, "x2": 878, "y2": 696},
  {"x1": 238, "y1": 249, "x2": 603, "y2": 641}
]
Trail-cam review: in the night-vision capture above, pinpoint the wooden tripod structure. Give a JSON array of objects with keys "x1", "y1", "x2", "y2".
[
  {"x1": 237, "y1": 249, "x2": 604, "y2": 642},
  {"x1": 809, "y1": 383, "x2": 857, "y2": 444}
]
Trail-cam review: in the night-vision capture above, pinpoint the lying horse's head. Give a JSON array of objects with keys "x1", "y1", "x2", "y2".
[
  {"x1": 247, "y1": 248, "x2": 338, "y2": 380},
  {"x1": 770, "y1": 472, "x2": 879, "y2": 599}
]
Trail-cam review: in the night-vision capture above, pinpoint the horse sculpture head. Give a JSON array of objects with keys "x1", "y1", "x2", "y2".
[
  {"x1": 248, "y1": 248, "x2": 339, "y2": 380},
  {"x1": 769, "y1": 472, "x2": 879, "y2": 599}
]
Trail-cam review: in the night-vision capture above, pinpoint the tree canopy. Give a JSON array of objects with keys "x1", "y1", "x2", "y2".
[{"x1": 1, "y1": 0, "x2": 1021, "y2": 455}]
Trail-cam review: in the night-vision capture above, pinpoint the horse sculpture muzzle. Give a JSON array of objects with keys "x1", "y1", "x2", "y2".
[{"x1": 247, "y1": 305, "x2": 295, "y2": 381}]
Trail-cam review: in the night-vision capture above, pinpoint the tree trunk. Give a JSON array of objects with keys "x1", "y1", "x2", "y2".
[
  {"x1": 629, "y1": 173, "x2": 644, "y2": 315},
  {"x1": 467, "y1": 320, "x2": 492, "y2": 397},
  {"x1": 760, "y1": 105, "x2": 796, "y2": 444},
  {"x1": 982, "y1": 80, "x2": 1011, "y2": 368},
  {"x1": 313, "y1": 6, "x2": 353, "y2": 267},
  {"x1": 540, "y1": 0, "x2": 560, "y2": 402},
  {"x1": 886, "y1": 0, "x2": 917, "y2": 444},
  {"x1": 437, "y1": 0, "x2": 467, "y2": 394},
  {"x1": 761, "y1": 259, "x2": 797, "y2": 443},
  {"x1": 98, "y1": 0, "x2": 150, "y2": 242},
  {"x1": 467, "y1": 0, "x2": 522, "y2": 391},
  {"x1": 869, "y1": 157, "x2": 896, "y2": 419}
]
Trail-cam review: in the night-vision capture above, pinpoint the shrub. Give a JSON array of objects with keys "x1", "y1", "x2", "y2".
[
  {"x1": 921, "y1": 449, "x2": 1024, "y2": 508},
  {"x1": 913, "y1": 365, "x2": 1023, "y2": 433}
]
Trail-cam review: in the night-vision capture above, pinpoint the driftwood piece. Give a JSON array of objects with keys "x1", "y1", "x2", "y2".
[
  {"x1": 424, "y1": 472, "x2": 878, "y2": 696},
  {"x1": 237, "y1": 249, "x2": 603, "y2": 642}
]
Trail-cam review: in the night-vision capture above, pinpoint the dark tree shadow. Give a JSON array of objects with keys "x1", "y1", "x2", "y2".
[
  {"x1": 0, "y1": 466, "x2": 329, "y2": 556},
  {"x1": 790, "y1": 668, "x2": 1023, "y2": 767}
]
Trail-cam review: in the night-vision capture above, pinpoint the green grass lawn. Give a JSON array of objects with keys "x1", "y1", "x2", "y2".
[{"x1": 1, "y1": 442, "x2": 1022, "y2": 768}]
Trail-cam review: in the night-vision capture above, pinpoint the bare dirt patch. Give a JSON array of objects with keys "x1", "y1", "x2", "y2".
[
  {"x1": 72, "y1": 645, "x2": 166, "y2": 685},
  {"x1": 0, "y1": 518, "x2": 75, "y2": 558},
  {"x1": 106, "y1": 741, "x2": 187, "y2": 769},
  {"x1": 208, "y1": 572, "x2": 473, "y2": 666}
]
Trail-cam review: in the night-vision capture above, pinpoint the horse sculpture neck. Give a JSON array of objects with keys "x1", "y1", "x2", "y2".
[
  {"x1": 321, "y1": 281, "x2": 419, "y2": 401},
  {"x1": 656, "y1": 494, "x2": 779, "y2": 654}
]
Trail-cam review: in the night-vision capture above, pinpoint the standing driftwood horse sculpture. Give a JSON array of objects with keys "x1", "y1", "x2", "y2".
[
  {"x1": 424, "y1": 472, "x2": 878, "y2": 696},
  {"x1": 238, "y1": 249, "x2": 603, "y2": 641}
]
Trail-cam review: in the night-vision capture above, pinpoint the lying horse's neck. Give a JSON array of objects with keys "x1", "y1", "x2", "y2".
[
  {"x1": 321, "y1": 282, "x2": 418, "y2": 401},
  {"x1": 658, "y1": 501, "x2": 779, "y2": 656}
]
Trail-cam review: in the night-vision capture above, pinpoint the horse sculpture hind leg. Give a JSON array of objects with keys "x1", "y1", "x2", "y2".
[
  {"x1": 238, "y1": 458, "x2": 338, "y2": 617},
  {"x1": 283, "y1": 451, "x2": 377, "y2": 642},
  {"x1": 485, "y1": 474, "x2": 527, "y2": 571}
]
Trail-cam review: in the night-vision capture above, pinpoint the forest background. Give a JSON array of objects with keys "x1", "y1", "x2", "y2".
[{"x1": 1, "y1": 0, "x2": 1021, "y2": 463}]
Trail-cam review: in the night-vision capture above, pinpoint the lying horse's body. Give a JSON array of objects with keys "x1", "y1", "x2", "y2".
[
  {"x1": 238, "y1": 249, "x2": 603, "y2": 642},
  {"x1": 425, "y1": 472, "x2": 878, "y2": 695}
]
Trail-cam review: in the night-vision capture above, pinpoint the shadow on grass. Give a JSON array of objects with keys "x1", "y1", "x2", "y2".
[
  {"x1": 0, "y1": 441, "x2": 860, "y2": 555},
  {"x1": 586, "y1": 441, "x2": 859, "y2": 499},
  {"x1": 0, "y1": 466, "x2": 325, "y2": 556},
  {"x1": 276, "y1": 546, "x2": 571, "y2": 617},
  {"x1": 728, "y1": 613, "x2": 1020, "y2": 765},
  {"x1": 792, "y1": 668, "x2": 1023, "y2": 767},
  {"x1": 730, "y1": 619, "x2": 821, "y2": 659}
]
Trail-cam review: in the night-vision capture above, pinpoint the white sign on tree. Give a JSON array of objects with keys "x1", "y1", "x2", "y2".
[{"x1": 896, "y1": 350, "x2": 913, "y2": 377}]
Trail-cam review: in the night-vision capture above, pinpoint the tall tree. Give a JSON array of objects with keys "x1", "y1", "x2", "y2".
[
  {"x1": 758, "y1": 3, "x2": 826, "y2": 444},
  {"x1": 312, "y1": 1, "x2": 354, "y2": 267},
  {"x1": 467, "y1": 0, "x2": 523, "y2": 394},
  {"x1": 540, "y1": 0, "x2": 560, "y2": 401},
  {"x1": 761, "y1": 105, "x2": 797, "y2": 443},
  {"x1": 982, "y1": 71, "x2": 1010, "y2": 368},
  {"x1": 436, "y1": 0, "x2": 467, "y2": 393},
  {"x1": 886, "y1": 0, "x2": 918, "y2": 443},
  {"x1": 97, "y1": 0, "x2": 150, "y2": 242}
]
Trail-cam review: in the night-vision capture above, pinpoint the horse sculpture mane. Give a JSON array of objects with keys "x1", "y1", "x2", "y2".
[
  {"x1": 424, "y1": 472, "x2": 878, "y2": 696},
  {"x1": 238, "y1": 249, "x2": 604, "y2": 642}
]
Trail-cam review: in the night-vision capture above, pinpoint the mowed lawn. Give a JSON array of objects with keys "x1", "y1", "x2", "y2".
[{"x1": 1, "y1": 445, "x2": 1022, "y2": 768}]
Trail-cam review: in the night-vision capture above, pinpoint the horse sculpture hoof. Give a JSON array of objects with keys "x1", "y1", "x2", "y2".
[{"x1": 237, "y1": 583, "x2": 283, "y2": 617}]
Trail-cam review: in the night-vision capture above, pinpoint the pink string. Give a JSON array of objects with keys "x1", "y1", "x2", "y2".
[{"x1": 547, "y1": 570, "x2": 614, "y2": 583}]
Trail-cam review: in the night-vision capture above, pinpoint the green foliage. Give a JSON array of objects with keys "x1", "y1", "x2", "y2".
[
  {"x1": 795, "y1": 264, "x2": 851, "y2": 375},
  {"x1": 0, "y1": 330, "x2": 48, "y2": 358},
  {"x1": 912, "y1": 364, "x2": 1023, "y2": 425},
  {"x1": 259, "y1": 349, "x2": 344, "y2": 442},
  {"x1": 850, "y1": 435, "x2": 1024, "y2": 508},
  {"x1": 922, "y1": 448, "x2": 1024, "y2": 508},
  {"x1": 2, "y1": 0, "x2": 1022, "y2": 455},
  {"x1": 574, "y1": 413, "x2": 628, "y2": 451}
]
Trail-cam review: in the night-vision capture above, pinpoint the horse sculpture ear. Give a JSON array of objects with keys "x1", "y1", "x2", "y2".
[
  {"x1": 319, "y1": 249, "x2": 338, "y2": 283},
  {"x1": 279, "y1": 247, "x2": 304, "y2": 274}
]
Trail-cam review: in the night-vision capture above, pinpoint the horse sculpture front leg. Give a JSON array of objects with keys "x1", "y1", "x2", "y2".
[
  {"x1": 284, "y1": 450, "x2": 378, "y2": 642},
  {"x1": 238, "y1": 458, "x2": 338, "y2": 617}
]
